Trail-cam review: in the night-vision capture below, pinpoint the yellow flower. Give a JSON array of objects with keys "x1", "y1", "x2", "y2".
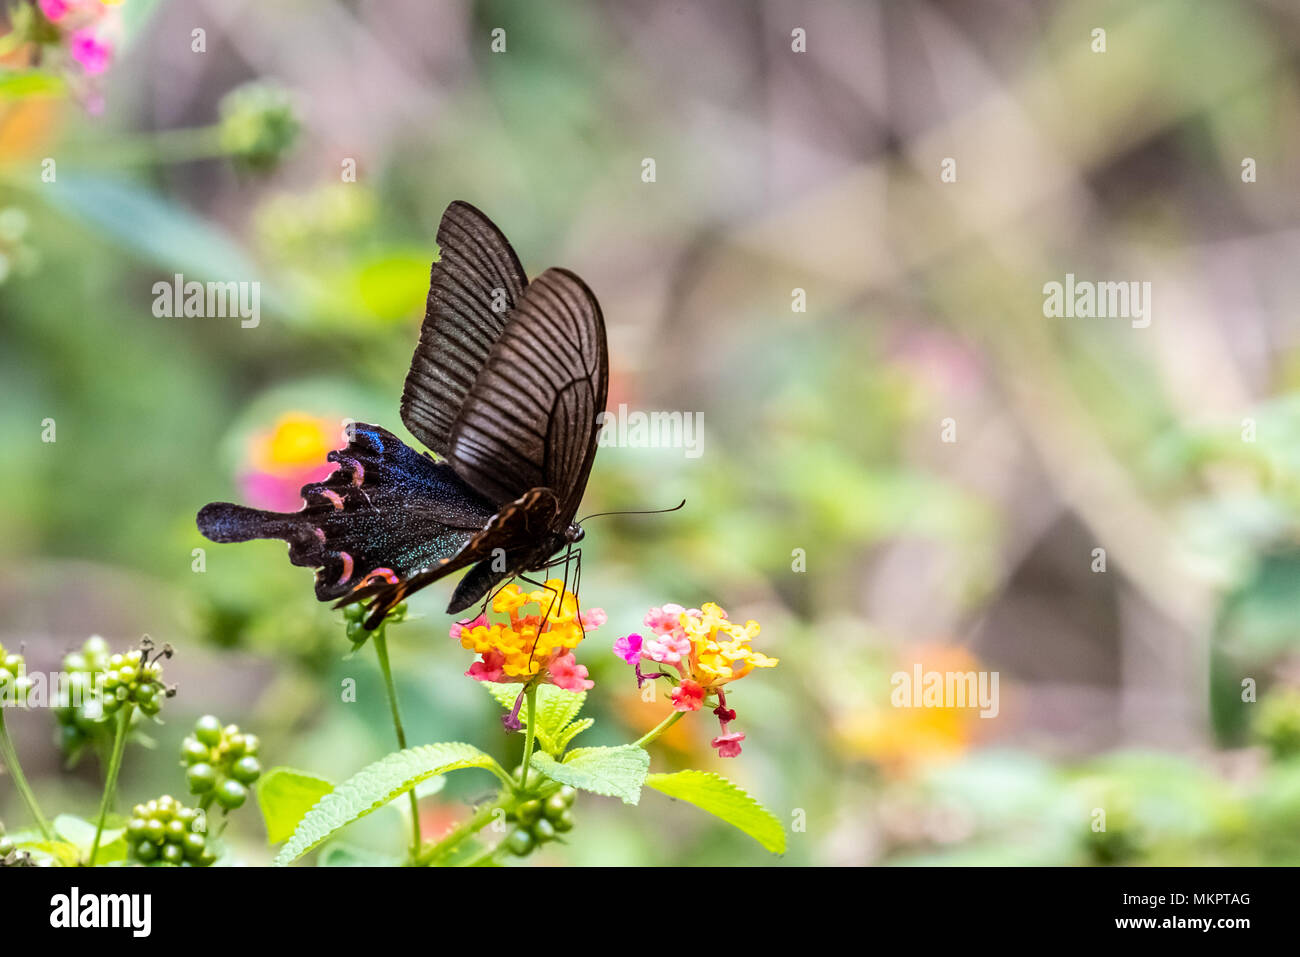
[
  {"x1": 458, "y1": 581, "x2": 600, "y2": 692},
  {"x1": 681, "y1": 602, "x2": 776, "y2": 689},
  {"x1": 250, "y1": 412, "x2": 339, "y2": 475}
]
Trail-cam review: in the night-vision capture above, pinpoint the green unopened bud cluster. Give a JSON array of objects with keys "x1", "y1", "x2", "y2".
[
  {"x1": 101, "y1": 639, "x2": 174, "y2": 719},
  {"x1": 54, "y1": 636, "x2": 175, "y2": 760},
  {"x1": 55, "y1": 636, "x2": 115, "y2": 759},
  {"x1": 505, "y1": 786, "x2": 576, "y2": 857},
  {"x1": 0, "y1": 643, "x2": 32, "y2": 705},
  {"x1": 126, "y1": 795, "x2": 214, "y2": 867},
  {"x1": 182, "y1": 715, "x2": 261, "y2": 810},
  {"x1": 343, "y1": 600, "x2": 407, "y2": 648},
  {"x1": 218, "y1": 81, "x2": 301, "y2": 170}
]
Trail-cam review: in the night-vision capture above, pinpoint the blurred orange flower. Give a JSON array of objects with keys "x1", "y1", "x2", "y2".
[{"x1": 835, "y1": 645, "x2": 987, "y2": 777}]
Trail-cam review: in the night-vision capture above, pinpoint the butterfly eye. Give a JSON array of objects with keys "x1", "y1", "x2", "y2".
[{"x1": 567, "y1": 524, "x2": 585, "y2": 544}]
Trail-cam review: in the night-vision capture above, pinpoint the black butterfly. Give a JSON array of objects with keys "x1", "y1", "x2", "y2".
[{"x1": 197, "y1": 201, "x2": 608, "y2": 629}]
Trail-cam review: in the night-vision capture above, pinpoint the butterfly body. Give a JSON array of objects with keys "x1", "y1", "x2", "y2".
[{"x1": 197, "y1": 202, "x2": 607, "y2": 627}]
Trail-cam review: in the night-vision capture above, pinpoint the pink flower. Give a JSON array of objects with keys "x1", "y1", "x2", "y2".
[
  {"x1": 644, "y1": 632, "x2": 691, "y2": 665},
  {"x1": 70, "y1": 29, "x2": 112, "y2": 75},
  {"x1": 465, "y1": 650, "x2": 507, "y2": 683},
  {"x1": 613, "y1": 633, "x2": 643, "y2": 665},
  {"x1": 39, "y1": 0, "x2": 72, "y2": 22},
  {"x1": 449, "y1": 614, "x2": 488, "y2": 642},
  {"x1": 671, "y1": 679, "x2": 705, "y2": 712},
  {"x1": 581, "y1": 607, "x2": 607, "y2": 629},
  {"x1": 547, "y1": 652, "x2": 594, "y2": 692},
  {"x1": 644, "y1": 603, "x2": 687, "y2": 634},
  {"x1": 711, "y1": 731, "x2": 745, "y2": 758}
]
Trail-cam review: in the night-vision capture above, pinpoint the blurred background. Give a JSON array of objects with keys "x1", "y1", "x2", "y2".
[{"x1": 3, "y1": 0, "x2": 1300, "y2": 865}]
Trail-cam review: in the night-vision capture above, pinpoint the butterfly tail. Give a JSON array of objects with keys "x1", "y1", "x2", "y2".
[{"x1": 197, "y1": 502, "x2": 308, "y2": 545}]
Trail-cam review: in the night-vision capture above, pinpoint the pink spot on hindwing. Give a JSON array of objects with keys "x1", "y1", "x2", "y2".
[{"x1": 361, "y1": 567, "x2": 399, "y2": 586}]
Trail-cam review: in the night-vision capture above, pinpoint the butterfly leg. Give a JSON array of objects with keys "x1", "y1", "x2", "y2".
[
  {"x1": 518, "y1": 574, "x2": 563, "y2": 629},
  {"x1": 472, "y1": 576, "x2": 519, "y2": 621},
  {"x1": 517, "y1": 573, "x2": 567, "y2": 676}
]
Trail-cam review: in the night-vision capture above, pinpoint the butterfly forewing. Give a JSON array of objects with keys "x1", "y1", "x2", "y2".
[
  {"x1": 446, "y1": 267, "x2": 608, "y2": 521},
  {"x1": 400, "y1": 200, "x2": 529, "y2": 457}
]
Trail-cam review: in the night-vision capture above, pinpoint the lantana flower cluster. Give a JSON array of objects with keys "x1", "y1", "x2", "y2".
[
  {"x1": 455, "y1": 579, "x2": 605, "y2": 697},
  {"x1": 615, "y1": 602, "x2": 776, "y2": 757},
  {"x1": 8, "y1": 1, "x2": 125, "y2": 112}
]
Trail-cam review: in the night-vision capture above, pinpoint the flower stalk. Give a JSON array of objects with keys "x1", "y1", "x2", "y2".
[
  {"x1": 89, "y1": 703, "x2": 132, "y2": 865},
  {"x1": 0, "y1": 709, "x2": 52, "y2": 841},
  {"x1": 371, "y1": 627, "x2": 421, "y2": 860}
]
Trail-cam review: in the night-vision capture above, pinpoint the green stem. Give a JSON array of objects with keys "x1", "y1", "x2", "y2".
[
  {"x1": 0, "y1": 709, "x2": 53, "y2": 841},
  {"x1": 633, "y1": 710, "x2": 684, "y2": 749},
  {"x1": 518, "y1": 684, "x2": 538, "y2": 791},
  {"x1": 73, "y1": 126, "x2": 228, "y2": 167},
  {"x1": 89, "y1": 704, "x2": 132, "y2": 865},
  {"x1": 372, "y1": 628, "x2": 421, "y2": 860},
  {"x1": 415, "y1": 796, "x2": 505, "y2": 866},
  {"x1": 458, "y1": 840, "x2": 508, "y2": 867}
]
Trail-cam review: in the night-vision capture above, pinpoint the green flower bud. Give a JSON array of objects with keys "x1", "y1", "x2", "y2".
[
  {"x1": 505, "y1": 828, "x2": 535, "y2": 857},
  {"x1": 231, "y1": 756, "x2": 261, "y2": 785},
  {"x1": 532, "y1": 818, "x2": 557, "y2": 843},
  {"x1": 214, "y1": 779, "x2": 247, "y2": 810},
  {"x1": 181, "y1": 737, "x2": 210, "y2": 764},
  {"x1": 186, "y1": 762, "x2": 218, "y2": 794},
  {"x1": 218, "y1": 82, "x2": 301, "y2": 171},
  {"x1": 194, "y1": 715, "x2": 222, "y2": 747},
  {"x1": 516, "y1": 800, "x2": 543, "y2": 826}
]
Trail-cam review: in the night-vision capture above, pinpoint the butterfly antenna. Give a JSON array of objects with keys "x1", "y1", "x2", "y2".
[{"x1": 577, "y1": 499, "x2": 686, "y2": 525}]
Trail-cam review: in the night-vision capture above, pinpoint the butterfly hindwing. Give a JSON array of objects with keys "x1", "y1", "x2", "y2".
[
  {"x1": 350, "y1": 487, "x2": 562, "y2": 624},
  {"x1": 197, "y1": 424, "x2": 496, "y2": 601}
]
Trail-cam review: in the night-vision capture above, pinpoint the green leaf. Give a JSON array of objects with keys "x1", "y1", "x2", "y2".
[
  {"x1": 646, "y1": 771, "x2": 786, "y2": 854},
  {"x1": 317, "y1": 843, "x2": 401, "y2": 867},
  {"x1": 256, "y1": 767, "x2": 335, "y2": 845},
  {"x1": 42, "y1": 175, "x2": 288, "y2": 314},
  {"x1": 352, "y1": 251, "x2": 433, "y2": 321},
  {"x1": 535, "y1": 687, "x2": 587, "y2": 752},
  {"x1": 483, "y1": 682, "x2": 588, "y2": 754},
  {"x1": 275, "y1": 743, "x2": 498, "y2": 866},
  {"x1": 531, "y1": 746, "x2": 649, "y2": 805},
  {"x1": 553, "y1": 716, "x2": 594, "y2": 753},
  {"x1": 16, "y1": 840, "x2": 82, "y2": 867},
  {"x1": 53, "y1": 813, "x2": 127, "y2": 864},
  {"x1": 0, "y1": 71, "x2": 66, "y2": 98},
  {"x1": 485, "y1": 682, "x2": 525, "y2": 711}
]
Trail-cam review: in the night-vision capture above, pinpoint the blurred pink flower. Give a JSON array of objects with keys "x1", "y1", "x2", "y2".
[
  {"x1": 238, "y1": 413, "x2": 342, "y2": 511},
  {"x1": 69, "y1": 29, "x2": 112, "y2": 75},
  {"x1": 39, "y1": 0, "x2": 72, "y2": 22}
]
